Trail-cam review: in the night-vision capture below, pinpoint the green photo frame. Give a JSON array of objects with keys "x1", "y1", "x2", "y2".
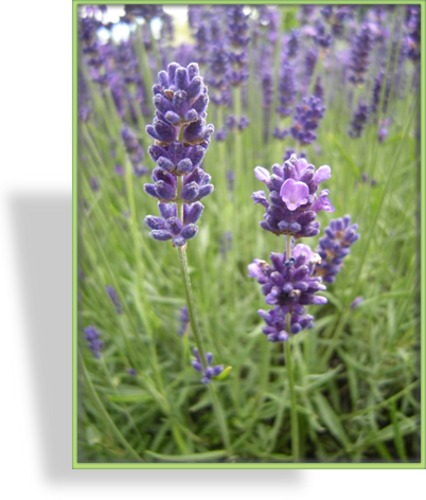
[{"x1": 72, "y1": 0, "x2": 425, "y2": 468}]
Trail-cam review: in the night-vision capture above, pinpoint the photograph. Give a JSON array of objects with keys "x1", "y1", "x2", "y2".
[{"x1": 74, "y1": 1, "x2": 423, "y2": 467}]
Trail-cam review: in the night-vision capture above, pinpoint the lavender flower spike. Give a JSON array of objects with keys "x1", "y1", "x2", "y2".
[
  {"x1": 315, "y1": 215, "x2": 360, "y2": 283},
  {"x1": 84, "y1": 326, "x2": 103, "y2": 359},
  {"x1": 349, "y1": 101, "x2": 369, "y2": 138},
  {"x1": 253, "y1": 154, "x2": 334, "y2": 239},
  {"x1": 144, "y1": 62, "x2": 214, "y2": 247},
  {"x1": 106, "y1": 285, "x2": 122, "y2": 314},
  {"x1": 291, "y1": 96, "x2": 326, "y2": 146},
  {"x1": 349, "y1": 24, "x2": 373, "y2": 85},
  {"x1": 249, "y1": 244, "x2": 327, "y2": 342},
  {"x1": 191, "y1": 348, "x2": 224, "y2": 384}
]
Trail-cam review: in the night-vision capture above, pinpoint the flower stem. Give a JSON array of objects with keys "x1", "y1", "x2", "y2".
[
  {"x1": 284, "y1": 234, "x2": 299, "y2": 461},
  {"x1": 176, "y1": 244, "x2": 232, "y2": 452},
  {"x1": 285, "y1": 339, "x2": 300, "y2": 461},
  {"x1": 177, "y1": 245, "x2": 207, "y2": 369}
]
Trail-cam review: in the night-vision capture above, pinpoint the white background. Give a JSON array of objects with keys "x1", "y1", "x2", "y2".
[{"x1": 0, "y1": 0, "x2": 423, "y2": 497}]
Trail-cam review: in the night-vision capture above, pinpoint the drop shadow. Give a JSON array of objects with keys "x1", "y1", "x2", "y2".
[{"x1": 10, "y1": 191, "x2": 301, "y2": 486}]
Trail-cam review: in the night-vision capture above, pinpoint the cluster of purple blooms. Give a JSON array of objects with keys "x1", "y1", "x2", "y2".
[
  {"x1": 349, "y1": 24, "x2": 374, "y2": 85},
  {"x1": 252, "y1": 155, "x2": 334, "y2": 239},
  {"x1": 144, "y1": 62, "x2": 214, "y2": 247},
  {"x1": 249, "y1": 245, "x2": 326, "y2": 342},
  {"x1": 191, "y1": 348, "x2": 224, "y2": 384},
  {"x1": 250, "y1": 155, "x2": 359, "y2": 342},
  {"x1": 316, "y1": 216, "x2": 360, "y2": 283},
  {"x1": 84, "y1": 326, "x2": 103, "y2": 359},
  {"x1": 291, "y1": 96, "x2": 326, "y2": 146},
  {"x1": 349, "y1": 101, "x2": 370, "y2": 138}
]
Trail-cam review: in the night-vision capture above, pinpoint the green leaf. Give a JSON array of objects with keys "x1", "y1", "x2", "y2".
[{"x1": 314, "y1": 393, "x2": 351, "y2": 452}]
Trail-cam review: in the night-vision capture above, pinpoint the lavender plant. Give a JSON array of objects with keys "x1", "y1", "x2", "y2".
[{"x1": 78, "y1": 4, "x2": 420, "y2": 464}]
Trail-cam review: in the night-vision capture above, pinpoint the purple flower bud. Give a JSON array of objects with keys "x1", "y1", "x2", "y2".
[{"x1": 191, "y1": 348, "x2": 224, "y2": 384}]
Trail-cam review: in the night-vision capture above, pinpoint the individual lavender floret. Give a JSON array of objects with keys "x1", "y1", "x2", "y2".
[
  {"x1": 252, "y1": 154, "x2": 334, "y2": 239},
  {"x1": 315, "y1": 215, "x2": 360, "y2": 283},
  {"x1": 178, "y1": 306, "x2": 190, "y2": 337},
  {"x1": 249, "y1": 244, "x2": 327, "y2": 342},
  {"x1": 349, "y1": 24, "x2": 373, "y2": 85},
  {"x1": 106, "y1": 285, "x2": 122, "y2": 314},
  {"x1": 127, "y1": 368, "x2": 137, "y2": 376},
  {"x1": 291, "y1": 96, "x2": 326, "y2": 146},
  {"x1": 349, "y1": 101, "x2": 369, "y2": 138},
  {"x1": 84, "y1": 326, "x2": 103, "y2": 359},
  {"x1": 121, "y1": 127, "x2": 148, "y2": 177},
  {"x1": 191, "y1": 348, "x2": 224, "y2": 384}
]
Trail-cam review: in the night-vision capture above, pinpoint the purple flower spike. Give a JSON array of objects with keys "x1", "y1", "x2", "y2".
[
  {"x1": 106, "y1": 286, "x2": 122, "y2": 314},
  {"x1": 315, "y1": 215, "x2": 360, "y2": 283},
  {"x1": 191, "y1": 348, "x2": 224, "y2": 384},
  {"x1": 291, "y1": 96, "x2": 326, "y2": 146},
  {"x1": 349, "y1": 101, "x2": 369, "y2": 139},
  {"x1": 84, "y1": 326, "x2": 103, "y2": 359},
  {"x1": 144, "y1": 62, "x2": 214, "y2": 247},
  {"x1": 349, "y1": 24, "x2": 374, "y2": 85}
]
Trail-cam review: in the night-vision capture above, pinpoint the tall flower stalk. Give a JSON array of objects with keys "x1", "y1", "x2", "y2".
[{"x1": 144, "y1": 61, "x2": 230, "y2": 449}]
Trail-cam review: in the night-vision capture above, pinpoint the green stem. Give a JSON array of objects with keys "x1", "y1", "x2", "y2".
[
  {"x1": 285, "y1": 340, "x2": 300, "y2": 461},
  {"x1": 177, "y1": 245, "x2": 207, "y2": 368},
  {"x1": 284, "y1": 235, "x2": 299, "y2": 461},
  {"x1": 176, "y1": 243, "x2": 232, "y2": 452}
]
